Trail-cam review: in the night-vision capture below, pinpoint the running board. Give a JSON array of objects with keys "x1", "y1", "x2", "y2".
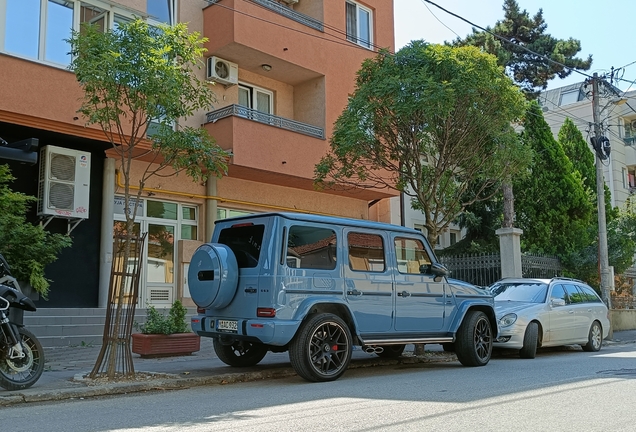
[{"x1": 360, "y1": 337, "x2": 454, "y2": 345}]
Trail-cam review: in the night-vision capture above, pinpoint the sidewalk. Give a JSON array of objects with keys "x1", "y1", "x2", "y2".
[{"x1": 1, "y1": 330, "x2": 635, "y2": 407}]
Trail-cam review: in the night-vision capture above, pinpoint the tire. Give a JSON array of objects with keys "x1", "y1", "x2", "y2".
[
  {"x1": 0, "y1": 327, "x2": 45, "y2": 391},
  {"x1": 582, "y1": 321, "x2": 603, "y2": 352},
  {"x1": 213, "y1": 339, "x2": 268, "y2": 367},
  {"x1": 376, "y1": 344, "x2": 405, "y2": 359},
  {"x1": 454, "y1": 311, "x2": 493, "y2": 367},
  {"x1": 289, "y1": 313, "x2": 352, "y2": 382},
  {"x1": 519, "y1": 322, "x2": 539, "y2": 359}
]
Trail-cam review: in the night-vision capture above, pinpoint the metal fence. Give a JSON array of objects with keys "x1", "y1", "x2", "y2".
[{"x1": 439, "y1": 253, "x2": 562, "y2": 287}]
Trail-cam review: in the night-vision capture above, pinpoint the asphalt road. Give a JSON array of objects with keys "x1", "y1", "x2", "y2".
[{"x1": 4, "y1": 344, "x2": 636, "y2": 432}]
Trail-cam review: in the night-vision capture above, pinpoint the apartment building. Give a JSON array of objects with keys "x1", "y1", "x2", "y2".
[
  {"x1": 0, "y1": 0, "x2": 396, "y2": 311},
  {"x1": 539, "y1": 82, "x2": 636, "y2": 210}
]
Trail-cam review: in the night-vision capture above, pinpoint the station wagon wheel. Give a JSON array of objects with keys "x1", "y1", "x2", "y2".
[
  {"x1": 213, "y1": 339, "x2": 268, "y2": 367},
  {"x1": 454, "y1": 311, "x2": 492, "y2": 367},
  {"x1": 582, "y1": 321, "x2": 603, "y2": 352},
  {"x1": 289, "y1": 313, "x2": 352, "y2": 382},
  {"x1": 376, "y1": 344, "x2": 406, "y2": 359},
  {"x1": 519, "y1": 322, "x2": 539, "y2": 359}
]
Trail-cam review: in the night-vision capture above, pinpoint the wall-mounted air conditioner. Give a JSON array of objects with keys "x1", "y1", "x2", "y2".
[
  {"x1": 282, "y1": 0, "x2": 299, "y2": 4},
  {"x1": 37, "y1": 145, "x2": 91, "y2": 219},
  {"x1": 206, "y1": 56, "x2": 238, "y2": 86}
]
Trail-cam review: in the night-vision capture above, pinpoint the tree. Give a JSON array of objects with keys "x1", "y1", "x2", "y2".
[
  {"x1": 513, "y1": 102, "x2": 593, "y2": 256},
  {"x1": 0, "y1": 165, "x2": 71, "y2": 298},
  {"x1": 315, "y1": 41, "x2": 529, "y2": 245},
  {"x1": 454, "y1": 0, "x2": 592, "y2": 97},
  {"x1": 68, "y1": 19, "x2": 230, "y2": 379}
]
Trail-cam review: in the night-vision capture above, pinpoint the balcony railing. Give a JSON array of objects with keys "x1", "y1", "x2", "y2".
[
  {"x1": 206, "y1": 104, "x2": 325, "y2": 139},
  {"x1": 624, "y1": 136, "x2": 636, "y2": 146},
  {"x1": 206, "y1": 0, "x2": 324, "y2": 32}
]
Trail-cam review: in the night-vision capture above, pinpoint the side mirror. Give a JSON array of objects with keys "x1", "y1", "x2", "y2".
[
  {"x1": 551, "y1": 298, "x2": 566, "y2": 307},
  {"x1": 428, "y1": 262, "x2": 448, "y2": 277}
]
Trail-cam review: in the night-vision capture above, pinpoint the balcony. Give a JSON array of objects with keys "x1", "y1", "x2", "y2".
[
  {"x1": 624, "y1": 136, "x2": 636, "y2": 147},
  {"x1": 206, "y1": 104, "x2": 324, "y2": 139}
]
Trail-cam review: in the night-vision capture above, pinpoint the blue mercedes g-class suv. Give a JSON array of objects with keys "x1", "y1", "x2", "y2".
[{"x1": 188, "y1": 212, "x2": 497, "y2": 382}]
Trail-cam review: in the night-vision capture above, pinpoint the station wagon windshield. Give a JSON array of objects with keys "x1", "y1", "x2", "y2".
[{"x1": 491, "y1": 282, "x2": 548, "y2": 303}]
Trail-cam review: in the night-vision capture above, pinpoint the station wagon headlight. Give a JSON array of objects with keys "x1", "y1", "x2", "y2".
[{"x1": 499, "y1": 313, "x2": 517, "y2": 327}]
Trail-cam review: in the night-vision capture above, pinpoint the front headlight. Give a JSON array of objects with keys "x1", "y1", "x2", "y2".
[{"x1": 499, "y1": 313, "x2": 517, "y2": 327}]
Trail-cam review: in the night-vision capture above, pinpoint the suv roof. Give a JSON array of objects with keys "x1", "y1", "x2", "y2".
[{"x1": 215, "y1": 211, "x2": 421, "y2": 235}]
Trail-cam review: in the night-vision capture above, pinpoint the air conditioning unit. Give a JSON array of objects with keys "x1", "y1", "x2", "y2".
[
  {"x1": 282, "y1": 0, "x2": 299, "y2": 4},
  {"x1": 630, "y1": 120, "x2": 636, "y2": 130},
  {"x1": 37, "y1": 145, "x2": 91, "y2": 219},
  {"x1": 206, "y1": 56, "x2": 238, "y2": 86}
]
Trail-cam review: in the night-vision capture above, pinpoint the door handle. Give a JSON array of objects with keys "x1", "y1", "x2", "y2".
[
  {"x1": 347, "y1": 289, "x2": 362, "y2": 296},
  {"x1": 398, "y1": 291, "x2": 411, "y2": 297}
]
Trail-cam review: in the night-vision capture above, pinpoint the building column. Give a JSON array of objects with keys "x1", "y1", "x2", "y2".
[
  {"x1": 496, "y1": 227, "x2": 523, "y2": 278},
  {"x1": 98, "y1": 158, "x2": 116, "y2": 307},
  {"x1": 205, "y1": 176, "x2": 218, "y2": 242}
]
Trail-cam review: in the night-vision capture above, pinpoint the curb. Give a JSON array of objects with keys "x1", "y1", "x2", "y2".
[{"x1": 0, "y1": 352, "x2": 456, "y2": 407}]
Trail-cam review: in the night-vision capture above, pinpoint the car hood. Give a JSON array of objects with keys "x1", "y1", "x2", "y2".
[{"x1": 495, "y1": 301, "x2": 540, "y2": 317}]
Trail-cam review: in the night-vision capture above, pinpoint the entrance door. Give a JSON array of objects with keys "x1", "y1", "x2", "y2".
[{"x1": 144, "y1": 223, "x2": 176, "y2": 306}]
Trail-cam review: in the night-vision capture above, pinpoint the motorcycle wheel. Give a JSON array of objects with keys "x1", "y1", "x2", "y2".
[{"x1": 0, "y1": 327, "x2": 45, "y2": 391}]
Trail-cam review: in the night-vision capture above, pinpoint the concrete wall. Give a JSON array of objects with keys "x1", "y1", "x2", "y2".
[{"x1": 610, "y1": 309, "x2": 636, "y2": 331}]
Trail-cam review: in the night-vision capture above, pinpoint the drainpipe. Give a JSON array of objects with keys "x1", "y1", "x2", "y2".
[{"x1": 205, "y1": 177, "x2": 217, "y2": 242}]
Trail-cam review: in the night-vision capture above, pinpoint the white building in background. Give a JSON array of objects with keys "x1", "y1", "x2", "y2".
[{"x1": 539, "y1": 82, "x2": 636, "y2": 210}]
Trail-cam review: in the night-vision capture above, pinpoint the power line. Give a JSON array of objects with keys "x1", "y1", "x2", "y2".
[{"x1": 419, "y1": 0, "x2": 461, "y2": 39}]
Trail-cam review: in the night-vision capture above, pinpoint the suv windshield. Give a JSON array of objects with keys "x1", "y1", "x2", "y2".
[{"x1": 491, "y1": 282, "x2": 548, "y2": 303}]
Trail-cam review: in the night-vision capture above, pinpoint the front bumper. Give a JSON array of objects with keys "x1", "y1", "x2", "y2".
[
  {"x1": 191, "y1": 314, "x2": 300, "y2": 346},
  {"x1": 493, "y1": 323, "x2": 527, "y2": 349}
]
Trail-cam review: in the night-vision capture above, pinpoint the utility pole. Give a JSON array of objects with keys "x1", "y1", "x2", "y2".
[{"x1": 590, "y1": 73, "x2": 612, "y2": 308}]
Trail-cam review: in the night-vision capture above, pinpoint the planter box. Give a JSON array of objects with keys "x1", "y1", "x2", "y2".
[{"x1": 131, "y1": 332, "x2": 201, "y2": 358}]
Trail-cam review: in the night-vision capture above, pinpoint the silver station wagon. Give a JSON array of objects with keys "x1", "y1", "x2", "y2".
[
  {"x1": 188, "y1": 212, "x2": 498, "y2": 382},
  {"x1": 491, "y1": 277, "x2": 610, "y2": 358}
]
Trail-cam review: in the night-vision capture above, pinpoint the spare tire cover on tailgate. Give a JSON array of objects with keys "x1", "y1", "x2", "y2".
[{"x1": 188, "y1": 243, "x2": 239, "y2": 309}]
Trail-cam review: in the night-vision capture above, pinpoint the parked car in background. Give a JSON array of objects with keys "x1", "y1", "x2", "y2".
[{"x1": 490, "y1": 277, "x2": 610, "y2": 358}]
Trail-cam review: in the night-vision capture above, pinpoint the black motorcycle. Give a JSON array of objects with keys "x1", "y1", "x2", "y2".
[{"x1": 0, "y1": 254, "x2": 44, "y2": 391}]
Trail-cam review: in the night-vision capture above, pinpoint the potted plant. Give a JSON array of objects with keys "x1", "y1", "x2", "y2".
[{"x1": 132, "y1": 300, "x2": 200, "y2": 358}]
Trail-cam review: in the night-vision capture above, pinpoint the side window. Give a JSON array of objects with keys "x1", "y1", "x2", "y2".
[
  {"x1": 578, "y1": 284, "x2": 603, "y2": 303},
  {"x1": 394, "y1": 237, "x2": 431, "y2": 275},
  {"x1": 218, "y1": 224, "x2": 265, "y2": 269},
  {"x1": 348, "y1": 232, "x2": 385, "y2": 272},
  {"x1": 564, "y1": 284, "x2": 585, "y2": 304},
  {"x1": 286, "y1": 226, "x2": 336, "y2": 270},
  {"x1": 550, "y1": 284, "x2": 569, "y2": 304}
]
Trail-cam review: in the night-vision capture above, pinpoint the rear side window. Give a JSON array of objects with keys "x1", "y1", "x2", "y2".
[
  {"x1": 578, "y1": 284, "x2": 603, "y2": 303},
  {"x1": 218, "y1": 224, "x2": 265, "y2": 268},
  {"x1": 348, "y1": 232, "x2": 385, "y2": 272},
  {"x1": 286, "y1": 225, "x2": 337, "y2": 270}
]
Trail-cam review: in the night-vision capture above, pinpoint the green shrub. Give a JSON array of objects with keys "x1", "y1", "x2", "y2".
[{"x1": 139, "y1": 300, "x2": 189, "y2": 334}]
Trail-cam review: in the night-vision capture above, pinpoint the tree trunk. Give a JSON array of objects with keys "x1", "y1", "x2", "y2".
[{"x1": 502, "y1": 182, "x2": 515, "y2": 228}]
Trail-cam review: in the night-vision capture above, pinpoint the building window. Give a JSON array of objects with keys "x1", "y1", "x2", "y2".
[
  {"x1": 1, "y1": 0, "x2": 142, "y2": 67},
  {"x1": 450, "y1": 231, "x2": 457, "y2": 246},
  {"x1": 217, "y1": 208, "x2": 253, "y2": 220},
  {"x1": 147, "y1": 0, "x2": 175, "y2": 25},
  {"x1": 238, "y1": 84, "x2": 274, "y2": 115},
  {"x1": 345, "y1": 1, "x2": 372, "y2": 49},
  {"x1": 559, "y1": 90, "x2": 580, "y2": 106}
]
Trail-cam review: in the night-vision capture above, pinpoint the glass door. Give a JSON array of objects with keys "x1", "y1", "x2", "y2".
[{"x1": 144, "y1": 223, "x2": 176, "y2": 306}]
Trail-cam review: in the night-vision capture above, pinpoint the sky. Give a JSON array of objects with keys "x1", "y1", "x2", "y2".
[{"x1": 394, "y1": 0, "x2": 636, "y2": 91}]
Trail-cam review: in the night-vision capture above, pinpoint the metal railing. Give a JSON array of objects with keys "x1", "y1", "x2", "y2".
[
  {"x1": 206, "y1": 104, "x2": 325, "y2": 139},
  {"x1": 439, "y1": 252, "x2": 562, "y2": 287},
  {"x1": 206, "y1": 0, "x2": 324, "y2": 32}
]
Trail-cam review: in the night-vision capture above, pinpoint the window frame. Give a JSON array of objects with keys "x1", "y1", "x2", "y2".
[
  {"x1": 0, "y1": 0, "x2": 161, "y2": 68},
  {"x1": 238, "y1": 83, "x2": 274, "y2": 115},
  {"x1": 345, "y1": 0, "x2": 373, "y2": 49}
]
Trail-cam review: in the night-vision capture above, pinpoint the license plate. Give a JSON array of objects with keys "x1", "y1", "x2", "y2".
[{"x1": 218, "y1": 320, "x2": 238, "y2": 332}]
